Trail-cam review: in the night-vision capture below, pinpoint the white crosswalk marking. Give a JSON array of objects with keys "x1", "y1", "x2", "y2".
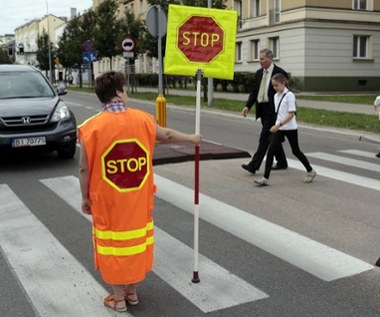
[
  {"x1": 287, "y1": 160, "x2": 380, "y2": 191},
  {"x1": 339, "y1": 149, "x2": 379, "y2": 159},
  {"x1": 40, "y1": 176, "x2": 268, "y2": 313},
  {"x1": 1, "y1": 148, "x2": 377, "y2": 315},
  {"x1": 307, "y1": 152, "x2": 379, "y2": 171},
  {"x1": 0, "y1": 184, "x2": 132, "y2": 317},
  {"x1": 154, "y1": 175, "x2": 374, "y2": 282}
]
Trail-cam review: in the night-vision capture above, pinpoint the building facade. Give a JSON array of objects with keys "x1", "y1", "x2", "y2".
[
  {"x1": 230, "y1": 0, "x2": 380, "y2": 91},
  {"x1": 14, "y1": 15, "x2": 66, "y2": 66},
  {"x1": 96, "y1": 0, "x2": 380, "y2": 91}
]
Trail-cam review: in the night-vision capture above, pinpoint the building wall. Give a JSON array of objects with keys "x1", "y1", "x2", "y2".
[
  {"x1": 72, "y1": 0, "x2": 380, "y2": 91},
  {"x1": 234, "y1": 1, "x2": 380, "y2": 91}
]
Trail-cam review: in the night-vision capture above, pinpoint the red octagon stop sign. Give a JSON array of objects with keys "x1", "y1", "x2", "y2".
[
  {"x1": 102, "y1": 139, "x2": 150, "y2": 192},
  {"x1": 177, "y1": 16, "x2": 224, "y2": 63}
]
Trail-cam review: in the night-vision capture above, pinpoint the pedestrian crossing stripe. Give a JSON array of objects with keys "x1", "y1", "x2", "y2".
[
  {"x1": 40, "y1": 176, "x2": 269, "y2": 313},
  {"x1": 153, "y1": 174, "x2": 373, "y2": 281},
  {"x1": 0, "y1": 184, "x2": 128, "y2": 317},
  {"x1": 0, "y1": 150, "x2": 376, "y2": 315}
]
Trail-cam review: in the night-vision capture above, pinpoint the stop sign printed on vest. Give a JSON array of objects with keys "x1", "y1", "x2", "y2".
[
  {"x1": 177, "y1": 16, "x2": 224, "y2": 63},
  {"x1": 102, "y1": 139, "x2": 150, "y2": 192}
]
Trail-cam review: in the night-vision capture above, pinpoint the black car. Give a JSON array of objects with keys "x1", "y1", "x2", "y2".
[{"x1": 0, "y1": 64, "x2": 77, "y2": 159}]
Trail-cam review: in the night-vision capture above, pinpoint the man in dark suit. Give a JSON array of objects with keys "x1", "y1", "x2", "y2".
[{"x1": 241, "y1": 48, "x2": 288, "y2": 174}]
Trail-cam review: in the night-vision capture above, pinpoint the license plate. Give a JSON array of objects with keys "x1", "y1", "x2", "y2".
[{"x1": 12, "y1": 137, "x2": 47, "y2": 148}]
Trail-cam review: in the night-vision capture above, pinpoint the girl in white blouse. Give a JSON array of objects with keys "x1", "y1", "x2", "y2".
[{"x1": 254, "y1": 73, "x2": 316, "y2": 186}]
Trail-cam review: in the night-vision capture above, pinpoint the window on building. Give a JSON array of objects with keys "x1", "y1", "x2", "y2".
[
  {"x1": 353, "y1": 35, "x2": 371, "y2": 58},
  {"x1": 353, "y1": 0, "x2": 367, "y2": 10},
  {"x1": 249, "y1": 40, "x2": 260, "y2": 61},
  {"x1": 236, "y1": 42, "x2": 242, "y2": 62},
  {"x1": 250, "y1": 0, "x2": 260, "y2": 17},
  {"x1": 269, "y1": 37, "x2": 279, "y2": 59},
  {"x1": 234, "y1": 0, "x2": 242, "y2": 28},
  {"x1": 274, "y1": 0, "x2": 281, "y2": 23},
  {"x1": 269, "y1": 0, "x2": 281, "y2": 24}
]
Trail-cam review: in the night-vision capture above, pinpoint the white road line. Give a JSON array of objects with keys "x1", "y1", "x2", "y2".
[
  {"x1": 307, "y1": 152, "x2": 380, "y2": 171},
  {"x1": 288, "y1": 158, "x2": 380, "y2": 191},
  {"x1": 0, "y1": 184, "x2": 131, "y2": 317},
  {"x1": 41, "y1": 176, "x2": 269, "y2": 313},
  {"x1": 153, "y1": 175, "x2": 373, "y2": 282},
  {"x1": 338, "y1": 149, "x2": 378, "y2": 159}
]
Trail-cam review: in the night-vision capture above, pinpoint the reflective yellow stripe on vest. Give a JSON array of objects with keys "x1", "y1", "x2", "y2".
[
  {"x1": 94, "y1": 221, "x2": 154, "y2": 256},
  {"x1": 96, "y1": 236, "x2": 154, "y2": 256},
  {"x1": 94, "y1": 221, "x2": 154, "y2": 240}
]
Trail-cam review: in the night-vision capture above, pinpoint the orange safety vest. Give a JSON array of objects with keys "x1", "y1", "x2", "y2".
[{"x1": 78, "y1": 108, "x2": 156, "y2": 285}]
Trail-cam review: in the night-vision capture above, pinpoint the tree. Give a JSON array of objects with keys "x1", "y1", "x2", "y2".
[
  {"x1": 0, "y1": 46, "x2": 11, "y2": 64},
  {"x1": 36, "y1": 29, "x2": 55, "y2": 79},
  {"x1": 57, "y1": 9, "x2": 96, "y2": 87},
  {"x1": 93, "y1": 0, "x2": 123, "y2": 70},
  {"x1": 147, "y1": 0, "x2": 225, "y2": 13},
  {"x1": 119, "y1": 9, "x2": 147, "y2": 57}
]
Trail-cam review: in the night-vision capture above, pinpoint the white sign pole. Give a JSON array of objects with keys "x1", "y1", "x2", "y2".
[{"x1": 192, "y1": 69, "x2": 202, "y2": 283}]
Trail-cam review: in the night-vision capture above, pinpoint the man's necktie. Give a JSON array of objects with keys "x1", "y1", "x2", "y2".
[{"x1": 257, "y1": 70, "x2": 268, "y2": 103}]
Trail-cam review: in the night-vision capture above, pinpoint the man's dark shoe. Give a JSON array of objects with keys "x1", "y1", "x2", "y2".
[
  {"x1": 241, "y1": 164, "x2": 256, "y2": 174},
  {"x1": 376, "y1": 151, "x2": 380, "y2": 158},
  {"x1": 272, "y1": 165, "x2": 288, "y2": 170}
]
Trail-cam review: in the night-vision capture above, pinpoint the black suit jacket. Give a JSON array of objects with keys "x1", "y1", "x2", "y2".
[{"x1": 245, "y1": 64, "x2": 288, "y2": 119}]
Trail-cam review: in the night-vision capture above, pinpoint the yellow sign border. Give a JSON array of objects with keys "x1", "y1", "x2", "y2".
[{"x1": 164, "y1": 5, "x2": 237, "y2": 80}]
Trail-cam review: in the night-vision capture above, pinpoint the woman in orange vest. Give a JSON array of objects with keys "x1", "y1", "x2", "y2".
[{"x1": 78, "y1": 71, "x2": 202, "y2": 312}]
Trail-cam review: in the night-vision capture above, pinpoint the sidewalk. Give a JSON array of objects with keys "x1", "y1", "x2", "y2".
[
  {"x1": 136, "y1": 87, "x2": 374, "y2": 115},
  {"x1": 141, "y1": 87, "x2": 379, "y2": 165}
]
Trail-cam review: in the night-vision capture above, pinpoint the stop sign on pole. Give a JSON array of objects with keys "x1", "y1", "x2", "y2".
[
  {"x1": 177, "y1": 16, "x2": 224, "y2": 63},
  {"x1": 102, "y1": 139, "x2": 150, "y2": 192},
  {"x1": 164, "y1": 5, "x2": 237, "y2": 80}
]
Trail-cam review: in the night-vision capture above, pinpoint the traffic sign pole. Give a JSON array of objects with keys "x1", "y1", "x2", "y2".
[{"x1": 146, "y1": 5, "x2": 168, "y2": 127}]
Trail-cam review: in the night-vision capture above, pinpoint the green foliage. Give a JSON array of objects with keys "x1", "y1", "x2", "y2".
[
  {"x1": 57, "y1": 15, "x2": 90, "y2": 68},
  {"x1": 0, "y1": 47, "x2": 12, "y2": 64},
  {"x1": 36, "y1": 30, "x2": 55, "y2": 71},
  {"x1": 93, "y1": 0, "x2": 123, "y2": 69},
  {"x1": 118, "y1": 9, "x2": 147, "y2": 57}
]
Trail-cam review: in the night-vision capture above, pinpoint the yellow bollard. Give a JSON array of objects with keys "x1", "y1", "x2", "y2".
[{"x1": 155, "y1": 94, "x2": 167, "y2": 127}]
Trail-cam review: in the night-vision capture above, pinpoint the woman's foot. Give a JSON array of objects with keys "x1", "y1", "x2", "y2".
[
  {"x1": 104, "y1": 294, "x2": 127, "y2": 312},
  {"x1": 125, "y1": 285, "x2": 139, "y2": 305},
  {"x1": 304, "y1": 170, "x2": 317, "y2": 183}
]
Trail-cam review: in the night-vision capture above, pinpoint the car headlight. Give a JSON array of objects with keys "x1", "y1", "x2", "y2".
[{"x1": 51, "y1": 103, "x2": 71, "y2": 122}]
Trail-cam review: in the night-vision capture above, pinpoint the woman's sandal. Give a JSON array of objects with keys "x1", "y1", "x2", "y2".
[
  {"x1": 125, "y1": 291, "x2": 139, "y2": 306},
  {"x1": 104, "y1": 294, "x2": 127, "y2": 312}
]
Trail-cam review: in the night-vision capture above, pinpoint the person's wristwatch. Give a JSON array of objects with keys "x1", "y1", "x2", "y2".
[{"x1": 279, "y1": 122, "x2": 283, "y2": 127}]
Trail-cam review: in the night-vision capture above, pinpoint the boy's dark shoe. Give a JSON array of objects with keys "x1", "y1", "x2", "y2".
[{"x1": 241, "y1": 164, "x2": 256, "y2": 174}]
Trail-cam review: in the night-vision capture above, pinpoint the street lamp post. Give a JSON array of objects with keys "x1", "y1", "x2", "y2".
[{"x1": 46, "y1": 0, "x2": 53, "y2": 83}]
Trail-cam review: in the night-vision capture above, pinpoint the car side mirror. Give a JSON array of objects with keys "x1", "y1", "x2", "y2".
[{"x1": 57, "y1": 87, "x2": 67, "y2": 96}]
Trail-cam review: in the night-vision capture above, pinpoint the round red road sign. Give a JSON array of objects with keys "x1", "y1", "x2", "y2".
[
  {"x1": 177, "y1": 16, "x2": 224, "y2": 63},
  {"x1": 102, "y1": 140, "x2": 149, "y2": 192}
]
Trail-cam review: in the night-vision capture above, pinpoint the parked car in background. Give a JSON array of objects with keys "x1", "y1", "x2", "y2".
[{"x1": 0, "y1": 64, "x2": 77, "y2": 159}]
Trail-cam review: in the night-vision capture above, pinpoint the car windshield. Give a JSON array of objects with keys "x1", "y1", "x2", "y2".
[{"x1": 0, "y1": 71, "x2": 55, "y2": 99}]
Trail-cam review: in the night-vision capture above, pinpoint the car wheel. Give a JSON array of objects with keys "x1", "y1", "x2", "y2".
[{"x1": 57, "y1": 141, "x2": 77, "y2": 159}]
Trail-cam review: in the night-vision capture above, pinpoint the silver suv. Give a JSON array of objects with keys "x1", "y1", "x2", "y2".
[{"x1": 0, "y1": 65, "x2": 77, "y2": 158}]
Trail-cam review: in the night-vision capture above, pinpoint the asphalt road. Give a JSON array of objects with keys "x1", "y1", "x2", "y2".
[{"x1": 0, "y1": 91, "x2": 379, "y2": 317}]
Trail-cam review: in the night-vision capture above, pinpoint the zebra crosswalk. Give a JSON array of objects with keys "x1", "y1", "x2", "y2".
[{"x1": 0, "y1": 148, "x2": 379, "y2": 316}]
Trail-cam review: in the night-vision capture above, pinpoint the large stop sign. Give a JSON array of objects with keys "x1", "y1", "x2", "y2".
[
  {"x1": 102, "y1": 139, "x2": 150, "y2": 192},
  {"x1": 177, "y1": 16, "x2": 224, "y2": 63}
]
